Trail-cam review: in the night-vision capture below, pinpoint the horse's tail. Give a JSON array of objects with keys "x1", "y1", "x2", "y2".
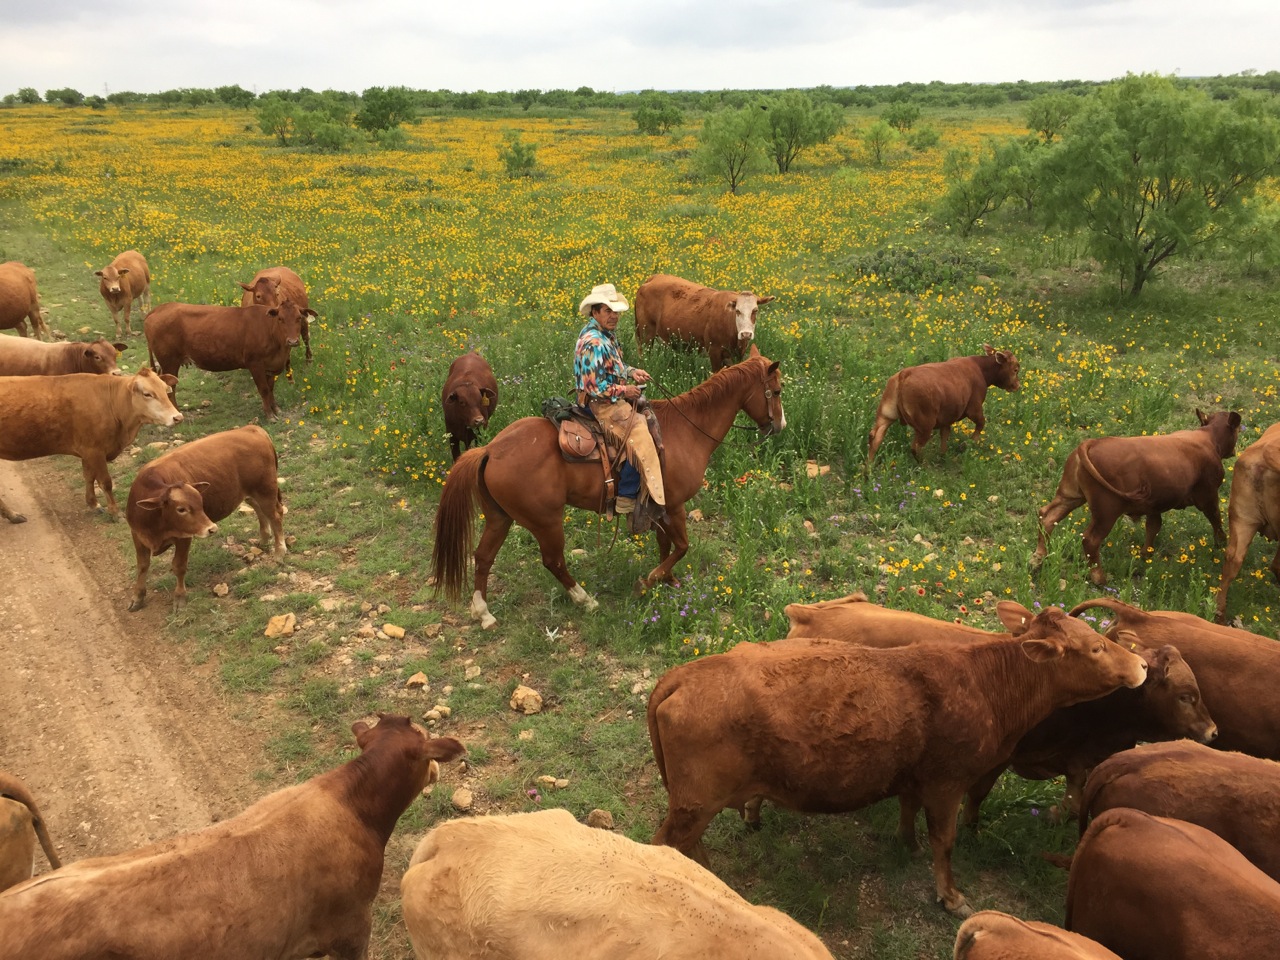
[{"x1": 432, "y1": 448, "x2": 485, "y2": 602}]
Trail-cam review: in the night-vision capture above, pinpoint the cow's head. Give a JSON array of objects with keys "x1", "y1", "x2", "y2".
[
  {"x1": 727, "y1": 292, "x2": 775, "y2": 343},
  {"x1": 270, "y1": 301, "x2": 310, "y2": 348},
  {"x1": 95, "y1": 264, "x2": 128, "y2": 294},
  {"x1": 1134, "y1": 642, "x2": 1218, "y2": 744},
  {"x1": 999, "y1": 603, "x2": 1148, "y2": 703},
  {"x1": 131, "y1": 367, "x2": 183, "y2": 425},
  {"x1": 351, "y1": 714, "x2": 467, "y2": 798},
  {"x1": 133, "y1": 481, "x2": 218, "y2": 540},
  {"x1": 982, "y1": 344, "x2": 1021, "y2": 392},
  {"x1": 84, "y1": 339, "x2": 127, "y2": 376},
  {"x1": 1195, "y1": 408, "x2": 1242, "y2": 460},
  {"x1": 445, "y1": 380, "x2": 495, "y2": 429},
  {"x1": 240, "y1": 276, "x2": 284, "y2": 308}
]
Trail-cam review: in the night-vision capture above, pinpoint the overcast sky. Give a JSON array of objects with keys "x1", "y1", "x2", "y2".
[{"x1": 0, "y1": 0, "x2": 1275, "y2": 96}]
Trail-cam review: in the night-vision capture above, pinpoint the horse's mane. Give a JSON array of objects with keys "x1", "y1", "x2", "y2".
[{"x1": 653, "y1": 357, "x2": 764, "y2": 419}]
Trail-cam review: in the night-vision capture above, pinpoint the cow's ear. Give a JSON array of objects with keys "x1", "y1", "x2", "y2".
[
  {"x1": 725, "y1": 299, "x2": 738, "y2": 312},
  {"x1": 351, "y1": 720, "x2": 372, "y2": 745},
  {"x1": 480, "y1": 388, "x2": 495, "y2": 403},
  {"x1": 267, "y1": 308, "x2": 280, "y2": 318},
  {"x1": 983, "y1": 343, "x2": 995, "y2": 355},
  {"x1": 1021, "y1": 637, "x2": 1063, "y2": 662},
  {"x1": 84, "y1": 348, "x2": 97, "y2": 360},
  {"x1": 305, "y1": 308, "x2": 318, "y2": 318},
  {"x1": 237, "y1": 281, "x2": 253, "y2": 292},
  {"x1": 447, "y1": 392, "x2": 458, "y2": 403},
  {"x1": 113, "y1": 342, "x2": 128, "y2": 353},
  {"x1": 135, "y1": 497, "x2": 163, "y2": 512},
  {"x1": 191, "y1": 481, "x2": 211, "y2": 493},
  {"x1": 1144, "y1": 644, "x2": 1176, "y2": 682},
  {"x1": 94, "y1": 270, "x2": 105, "y2": 278},
  {"x1": 1229, "y1": 411, "x2": 1242, "y2": 428},
  {"x1": 118, "y1": 268, "x2": 129, "y2": 276},
  {"x1": 1111, "y1": 629, "x2": 1146, "y2": 655},
  {"x1": 757, "y1": 295, "x2": 776, "y2": 305},
  {"x1": 996, "y1": 600, "x2": 1034, "y2": 634},
  {"x1": 1196, "y1": 408, "x2": 1208, "y2": 425}
]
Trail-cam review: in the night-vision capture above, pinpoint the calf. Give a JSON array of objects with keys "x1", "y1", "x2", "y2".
[
  {"x1": 1081, "y1": 740, "x2": 1280, "y2": 882},
  {"x1": 441, "y1": 351, "x2": 498, "y2": 461},
  {"x1": 0, "y1": 772, "x2": 60, "y2": 893},
  {"x1": 0, "y1": 262, "x2": 50, "y2": 340},
  {"x1": 1071, "y1": 597, "x2": 1280, "y2": 760},
  {"x1": 95, "y1": 250, "x2": 151, "y2": 338},
  {"x1": 145, "y1": 300, "x2": 311, "y2": 418},
  {"x1": 955, "y1": 911, "x2": 1122, "y2": 960},
  {"x1": 126, "y1": 425, "x2": 285, "y2": 612},
  {"x1": 0, "y1": 337, "x2": 126, "y2": 377},
  {"x1": 0, "y1": 715, "x2": 465, "y2": 960},
  {"x1": 634, "y1": 273, "x2": 775, "y2": 372},
  {"x1": 1033, "y1": 409, "x2": 1241, "y2": 585},
  {"x1": 0, "y1": 367, "x2": 182, "y2": 518},
  {"x1": 239, "y1": 265, "x2": 313, "y2": 366},
  {"x1": 866, "y1": 345, "x2": 1021, "y2": 466},
  {"x1": 781, "y1": 593, "x2": 1214, "y2": 827},
  {"x1": 401, "y1": 809, "x2": 834, "y2": 960},
  {"x1": 1066, "y1": 809, "x2": 1280, "y2": 960},
  {"x1": 647, "y1": 607, "x2": 1147, "y2": 916},
  {"x1": 1216, "y1": 422, "x2": 1280, "y2": 622}
]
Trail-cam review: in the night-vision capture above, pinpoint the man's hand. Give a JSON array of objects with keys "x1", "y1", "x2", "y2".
[
  {"x1": 622, "y1": 385, "x2": 644, "y2": 401},
  {"x1": 632, "y1": 368, "x2": 652, "y2": 385}
]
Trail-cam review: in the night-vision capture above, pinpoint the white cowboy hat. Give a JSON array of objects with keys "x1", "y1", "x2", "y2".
[{"x1": 578, "y1": 282, "x2": 630, "y2": 316}]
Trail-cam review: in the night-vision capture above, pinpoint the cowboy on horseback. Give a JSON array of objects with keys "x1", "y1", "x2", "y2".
[{"x1": 574, "y1": 283, "x2": 666, "y2": 531}]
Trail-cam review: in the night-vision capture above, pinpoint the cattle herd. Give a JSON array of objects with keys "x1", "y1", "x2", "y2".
[{"x1": 1, "y1": 260, "x2": 1280, "y2": 959}]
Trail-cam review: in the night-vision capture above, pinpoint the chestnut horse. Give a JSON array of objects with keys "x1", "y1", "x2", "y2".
[{"x1": 432, "y1": 352, "x2": 785, "y2": 629}]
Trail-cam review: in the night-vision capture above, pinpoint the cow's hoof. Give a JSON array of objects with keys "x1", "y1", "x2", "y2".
[
  {"x1": 1089, "y1": 569, "x2": 1109, "y2": 587},
  {"x1": 128, "y1": 597, "x2": 146, "y2": 612},
  {"x1": 5, "y1": 513, "x2": 26, "y2": 524}
]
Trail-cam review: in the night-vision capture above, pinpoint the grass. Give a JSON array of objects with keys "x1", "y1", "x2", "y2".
[{"x1": 1, "y1": 100, "x2": 1278, "y2": 959}]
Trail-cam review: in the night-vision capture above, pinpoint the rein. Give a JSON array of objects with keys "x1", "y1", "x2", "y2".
[{"x1": 644, "y1": 374, "x2": 773, "y2": 447}]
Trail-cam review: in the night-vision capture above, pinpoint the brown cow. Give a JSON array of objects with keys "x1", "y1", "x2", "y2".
[
  {"x1": 1070, "y1": 597, "x2": 1280, "y2": 760},
  {"x1": 634, "y1": 274, "x2": 775, "y2": 372},
  {"x1": 144, "y1": 300, "x2": 311, "y2": 418},
  {"x1": 647, "y1": 606, "x2": 1147, "y2": 916},
  {"x1": 1216, "y1": 422, "x2": 1280, "y2": 622},
  {"x1": 0, "y1": 336, "x2": 126, "y2": 377},
  {"x1": 1081, "y1": 740, "x2": 1280, "y2": 882},
  {"x1": 239, "y1": 265, "x2": 312, "y2": 363},
  {"x1": 0, "y1": 772, "x2": 60, "y2": 894},
  {"x1": 865, "y1": 345, "x2": 1021, "y2": 466},
  {"x1": 441, "y1": 351, "x2": 498, "y2": 462},
  {"x1": 954, "y1": 911, "x2": 1122, "y2": 960},
  {"x1": 0, "y1": 367, "x2": 182, "y2": 519},
  {"x1": 781, "y1": 593, "x2": 1215, "y2": 827},
  {"x1": 1066, "y1": 808, "x2": 1280, "y2": 960},
  {"x1": 0, "y1": 262, "x2": 50, "y2": 340},
  {"x1": 126, "y1": 425, "x2": 285, "y2": 612},
  {"x1": 1033, "y1": 409, "x2": 1242, "y2": 585},
  {"x1": 95, "y1": 250, "x2": 152, "y2": 338},
  {"x1": 401, "y1": 809, "x2": 834, "y2": 960},
  {"x1": 0, "y1": 715, "x2": 465, "y2": 960}
]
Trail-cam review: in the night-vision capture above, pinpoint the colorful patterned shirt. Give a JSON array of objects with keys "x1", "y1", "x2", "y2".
[{"x1": 574, "y1": 317, "x2": 634, "y2": 402}]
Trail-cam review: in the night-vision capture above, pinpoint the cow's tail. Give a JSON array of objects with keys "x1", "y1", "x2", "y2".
[
  {"x1": 646, "y1": 673, "x2": 683, "y2": 788},
  {"x1": 0, "y1": 774, "x2": 61, "y2": 869},
  {"x1": 431, "y1": 448, "x2": 485, "y2": 603},
  {"x1": 1076, "y1": 439, "x2": 1149, "y2": 502},
  {"x1": 1066, "y1": 596, "x2": 1148, "y2": 633},
  {"x1": 146, "y1": 334, "x2": 159, "y2": 374}
]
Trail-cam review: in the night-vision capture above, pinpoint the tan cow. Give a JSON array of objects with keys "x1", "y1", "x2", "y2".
[
  {"x1": 0, "y1": 336, "x2": 126, "y2": 377},
  {"x1": 1216, "y1": 422, "x2": 1280, "y2": 622},
  {"x1": 239, "y1": 266, "x2": 313, "y2": 364},
  {"x1": 1070, "y1": 597, "x2": 1280, "y2": 760},
  {"x1": 401, "y1": 809, "x2": 834, "y2": 960},
  {"x1": 866, "y1": 345, "x2": 1021, "y2": 466},
  {"x1": 955, "y1": 911, "x2": 1122, "y2": 960},
  {"x1": 145, "y1": 300, "x2": 311, "y2": 418},
  {"x1": 1033, "y1": 409, "x2": 1241, "y2": 585},
  {"x1": 0, "y1": 772, "x2": 60, "y2": 893},
  {"x1": 648, "y1": 607, "x2": 1147, "y2": 916},
  {"x1": 1081, "y1": 740, "x2": 1280, "y2": 882},
  {"x1": 0, "y1": 262, "x2": 50, "y2": 340},
  {"x1": 126, "y1": 425, "x2": 285, "y2": 611},
  {"x1": 0, "y1": 715, "x2": 465, "y2": 960},
  {"x1": 0, "y1": 367, "x2": 182, "y2": 519},
  {"x1": 634, "y1": 274, "x2": 775, "y2": 372},
  {"x1": 95, "y1": 250, "x2": 152, "y2": 338},
  {"x1": 1066, "y1": 809, "x2": 1280, "y2": 959}
]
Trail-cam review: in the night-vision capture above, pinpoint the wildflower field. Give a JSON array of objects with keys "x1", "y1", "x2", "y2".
[{"x1": 2, "y1": 101, "x2": 1279, "y2": 958}]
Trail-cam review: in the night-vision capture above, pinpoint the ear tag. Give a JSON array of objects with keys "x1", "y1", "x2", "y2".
[{"x1": 481, "y1": 397, "x2": 489, "y2": 406}]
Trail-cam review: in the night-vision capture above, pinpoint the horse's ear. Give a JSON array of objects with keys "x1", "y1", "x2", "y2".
[
  {"x1": 767, "y1": 361, "x2": 780, "y2": 376},
  {"x1": 747, "y1": 344, "x2": 761, "y2": 358}
]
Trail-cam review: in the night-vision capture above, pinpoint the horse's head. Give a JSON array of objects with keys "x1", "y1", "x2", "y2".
[{"x1": 741, "y1": 354, "x2": 786, "y2": 437}]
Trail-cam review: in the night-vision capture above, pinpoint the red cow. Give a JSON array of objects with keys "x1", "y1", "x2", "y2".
[
  {"x1": 647, "y1": 607, "x2": 1147, "y2": 916},
  {"x1": 1216, "y1": 421, "x2": 1280, "y2": 622},
  {"x1": 1066, "y1": 809, "x2": 1280, "y2": 959},
  {"x1": 634, "y1": 274, "x2": 775, "y2": 372},
  {"x1": 0, "y1": 337, "x2": 126, "y2": 377},
  {"x1": 1033, "y1": 410, "x2": 1241, "y2": 585},
  {"x1": 0, "y1": 772, "x2": 61, "y2": 894},
  {"x1": 0, "y1": 262, "x2": 50, "y2": 340},
  {"x1": 866, "y1": 345, "x2": 1021, "y2": 466},
  {"x1": 144, "y1": 300, "x2": 311, "y2": 418},
  {"x1": 126, "y1": 425, "x2": 285, "y2": 611},
  {"x1": 0, "y1": 367, "x2": 182, "y2": 520},
  {"x1": 0, "y1": 716, "x2": 465, "y2": 960},
  {"x1": 239, "y1": 265, "x2": 313, "y2": 368},
  {"x1": 441, "y1": 352, "x2": 498, "y2": 462},
  {"x1": 955, "y1": 911, "x2": 1122, "y2": 960},
  {"x1": 95, "y1": 250, "x2": 152, "y2": 338}
]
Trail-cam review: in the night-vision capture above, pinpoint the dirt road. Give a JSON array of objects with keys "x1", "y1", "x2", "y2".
[{"x1": 0, "y1": 456, "x2": 267, "y2": 870}]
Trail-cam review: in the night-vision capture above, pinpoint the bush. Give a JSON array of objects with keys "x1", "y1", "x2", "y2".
[
  {"x1": 840, "y1": 244, "x2": 990, "y2": 293},
  {"x1": 633, "y1": 95, "x2": 684, "y2": 135},
  {"x1": 498, "y1": 132, "x2": 537, "y2": 178},
  {"x1": 907, "y1": 125, "x2": 941, "y2": 152},
  {"x1": 374, "y1": 126, "x2": 410, "y2": 151}
]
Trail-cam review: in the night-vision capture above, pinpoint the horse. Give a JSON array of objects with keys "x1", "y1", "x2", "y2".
[{"x1": 432, "y1": 351, "x2": 785, "y2": 629}]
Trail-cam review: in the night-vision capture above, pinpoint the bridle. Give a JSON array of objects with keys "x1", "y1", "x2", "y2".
[{"x1": 645, "y1": 370, "x2": 781, "y2": 445}]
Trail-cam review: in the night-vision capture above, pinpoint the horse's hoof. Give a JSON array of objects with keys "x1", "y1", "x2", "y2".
[
  {"x1": 941, "y1": 897, "x2": 974, "y2": 919},
  {"x1": 5, "y1": 514, "x2": 26, "y2": 524},
  {"x1": 480, "y1": 613, "x2": 498, "y2": 629}
]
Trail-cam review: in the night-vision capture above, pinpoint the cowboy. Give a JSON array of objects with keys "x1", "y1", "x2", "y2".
[{"x1": 573, "y1": 283, "x2": 666, "y2": 527}]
